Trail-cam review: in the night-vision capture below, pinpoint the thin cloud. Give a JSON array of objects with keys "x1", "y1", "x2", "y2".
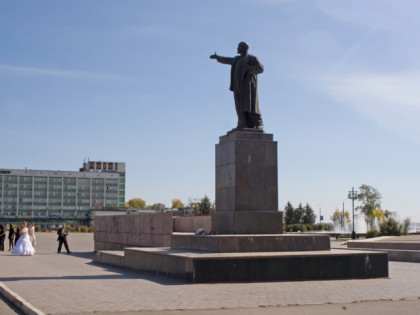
[
  {"x1": 320, "y1": 71, "x2": 420, "y2": 141},
  {"x1": 0, "y1": 64, "x2": 134, "y2": 82}
]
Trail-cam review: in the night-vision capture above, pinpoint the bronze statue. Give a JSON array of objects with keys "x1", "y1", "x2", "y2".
[{"x1": 210, "y1": 42, "x2": 264, "y2": 131}]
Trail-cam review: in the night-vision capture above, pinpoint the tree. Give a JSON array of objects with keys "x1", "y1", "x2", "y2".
[
  {"x1": 302, "y1": 203, "x2": 316, "y2": 224},
  {"x1": 147, "y1": 203, "x2": 164, "y2": 210},
  {"x1": 379, "y1": 213, "x2": 411, "y2": 236},
  {"x1": 357, "y1": 185, "x2": 381, "y2": 231},
  {"x1": 373, "y1": 209, "x2": 385, "y2": 225},
  {"x1": 199, "y1": 195, "x2": 214, "y2": 215},
  {"x1": 331, "y1": 209, "x2": 342, "y2": 226},
  {"x1": 126, "y1": 198, "x2": 146, "y2": 209},
  {"x1": 171, "y1": 199, "x2": 185, "y2": 209},
  {"x1": 284, "y1": 202, "x2": 294, "y2": 225},
  {"x1": 293, "y1": 203, "x2": 305, "y2": 224},
  {"x1": 331, "y1": 209, "x2": 351, "y2": 230}
]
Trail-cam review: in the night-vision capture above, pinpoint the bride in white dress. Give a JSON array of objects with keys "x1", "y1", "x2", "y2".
[{"x1": 12, "y1": 222, "x2": 35, "y2": 256}]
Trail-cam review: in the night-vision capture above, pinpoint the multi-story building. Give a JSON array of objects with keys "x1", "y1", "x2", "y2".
[{"x1": 0, "y1": 160, "x2": 125, "y2": 225}]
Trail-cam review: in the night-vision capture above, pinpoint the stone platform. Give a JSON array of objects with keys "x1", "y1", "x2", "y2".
[
  {"x1": 94, "y1": 247, "x2": 389, "y2": 283},
  {"x1": 346, "y1": 235, "x2": 420, "y2": 262},
  {"x1": 171, "y1": 233, "x2": 330, "y2": 252}
]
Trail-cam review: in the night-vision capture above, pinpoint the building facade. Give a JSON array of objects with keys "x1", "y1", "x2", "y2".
[{"x1": 0, "y1": 161, "x2": 125, "y2": 224}]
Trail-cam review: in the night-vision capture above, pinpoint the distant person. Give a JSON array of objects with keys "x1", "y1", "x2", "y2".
[
  {"x1": 14, "y1": 224, "x2": 21, "y2": 246},
  {"x1": 0, "y1": 224, "x2": 5, "y2": 251},
  {"x1": 8, "y1": 223, "x2": 15, "y2": 251},
  {"x1": 57, "y1": 224, "x2": 71, "y2": 254},
  {"x1": 11, "y1": 222, "x2": 35, "y2": 256},
  {"x1": 28, "y1": 222, "x2": 36, "y2": 247}
]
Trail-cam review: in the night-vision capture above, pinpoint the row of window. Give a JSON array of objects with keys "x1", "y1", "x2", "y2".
[{"x1": 2, "y1": 176, "x2": 119, "y2": 184}]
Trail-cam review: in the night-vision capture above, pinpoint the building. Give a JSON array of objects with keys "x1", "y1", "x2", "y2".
[{"x1": 0, "y1": 160, "x2": 125, "y2": 225}]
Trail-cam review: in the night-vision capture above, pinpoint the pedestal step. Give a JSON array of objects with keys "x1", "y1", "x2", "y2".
[
  {"x1": 94, "y1": 248, "x2": 388, "y2": 283},
  {"x1": 171, "y1": 233, "x2": 330, "y2": 252}
]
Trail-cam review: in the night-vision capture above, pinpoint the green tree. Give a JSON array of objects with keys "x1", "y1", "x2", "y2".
[
  {"x1": 171, "y1": 199, "x2": 185, "y2": 209},
  {"x1": 284, "y1": 202, "x2": 294, "y2": 225},
  {"x1": 126, "y1": 198, "x2": 146, "y2": 209},
  {"x1": 199, "y1": 195, "x2": 214, "y2": 215},
  {"x1": 302, "y1": 203, "x2": 316, "y2": 224},
  {"x1": 147, "y1": 203, "x2": 163, "y2": 210},
  {"x1": 293, "y1": 203, "x2": 305, "y2": 224},
  {"x1": 357, "y1": 184, "x2": 381, "y2": 231},
  {"x1": 379, "y1": 214, "x2": 410, "y2": 236}
]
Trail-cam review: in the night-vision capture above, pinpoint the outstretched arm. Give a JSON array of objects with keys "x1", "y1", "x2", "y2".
[{"x1": 210, "y1": 52, "x2": 234, "y2": 65}]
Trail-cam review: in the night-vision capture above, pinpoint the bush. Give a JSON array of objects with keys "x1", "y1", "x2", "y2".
[
  {"x1": 41, "y1": 227, "x2": 48, "y2": 232},
  {"x1": 80, "y1": 226, "x2": 88, "y2": 233},
  {"x1": 286, "y1": 224, "x2": 304, "y2": 232},
  {"x1": 88, "y1": 226, "x2": 94, "y2": 233},
  {"x1": 66, "y1": 225, "x2": 74, "y2": 232},
  {"x1": 34, "y1": 226, "x2": 41, "y2": 232},
  {"x1": 285, "y1": 223, "x2": 334, "y2": 232},
  {"x1": 366, "y1": 230, "x2": 381, "y2": 238}
]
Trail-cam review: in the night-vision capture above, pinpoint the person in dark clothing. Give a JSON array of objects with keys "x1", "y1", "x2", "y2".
[
  {"x1": 0, "y1": 224, "x2": 5, "y2": 251},
  {"x1": 57, "y1": 224, "x2": 71, "y2": 254},
  {"x1": 8, "y1": 223, "x2": 15, "y2": 251},
  {"x1": 14, "y1": 224, "x2": 21, "y2": 246}
]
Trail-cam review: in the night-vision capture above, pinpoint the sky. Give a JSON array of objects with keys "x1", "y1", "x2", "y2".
[{"x1": 1, "y1": 0, "x2": 419, "y2": 224}]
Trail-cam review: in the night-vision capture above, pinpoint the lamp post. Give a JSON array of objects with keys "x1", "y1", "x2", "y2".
[
  {"x1": 348, "y1": 187, "x2": 358, "y2": 239},
  {"x1": 342, "y1": 199, "x2": 347, "y2": 231},
  {"x1": 316, "y1": 203, "x2": 322, "y2": 224}
]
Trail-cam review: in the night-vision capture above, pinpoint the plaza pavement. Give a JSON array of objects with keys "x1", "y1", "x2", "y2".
[{"x1": 0, "y1": 233, "x2": 419, "y2": 315}]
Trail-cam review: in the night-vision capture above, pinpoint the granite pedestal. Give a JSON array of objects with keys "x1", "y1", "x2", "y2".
[
  {"x1": 213, "y1": 130, "x2": 281, "y2": 234},
  {"x1": 94, "y1": 130, "x2": 388, "y2": 283}
]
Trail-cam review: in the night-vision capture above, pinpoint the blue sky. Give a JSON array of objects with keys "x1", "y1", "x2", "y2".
[{"x1": 1, "y1": 0, "x2": 419, "y2": 223}]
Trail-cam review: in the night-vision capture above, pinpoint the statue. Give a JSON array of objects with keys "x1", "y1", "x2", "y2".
[{"x1": 210, "y1": 42, "x2": 264, "y2": 131}]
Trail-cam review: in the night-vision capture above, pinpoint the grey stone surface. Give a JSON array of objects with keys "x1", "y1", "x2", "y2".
[
  {"x1": 95, "y1": 247, "x2": 388, "y2": 283},
  {"x1": 173, "y1": 216, "x2": 211, "y2": 233},
  {"x1": 171, "y1": 233, "x2": 329, "y2": 253},
  {"x1": 347, "y1": 236, "x2": 420, "y2": 250},
  {"x1": 94, "y1": 212, "x2": 172, "y2": 251},
  {"x1": 212, "y1": 211, "x2": 283, "y2": 234},
  {"x1": 346, "y1": 235, "x2": 420, "y2": 262},
  {"x1": 215, "y1": 131, "x2": 278, "y2": 214},
  {"x1": 1, "y1": 233, "x2": 419, "y2": 314}
]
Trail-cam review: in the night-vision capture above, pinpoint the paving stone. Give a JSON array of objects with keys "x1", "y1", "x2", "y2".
[{"x1": 0, "y1": 233, "x2": 420, "y2": 314}]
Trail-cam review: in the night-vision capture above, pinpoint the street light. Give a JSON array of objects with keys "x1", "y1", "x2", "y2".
[
  {"x1": 348, "y1": 187, "x2": 358, "y2": 240},
  {"x1": 316, "y1": 204, "x2": 322, "y2": 224},
  {"x1": 342, "y1": 199, "x2": 347, "y2": 231}
]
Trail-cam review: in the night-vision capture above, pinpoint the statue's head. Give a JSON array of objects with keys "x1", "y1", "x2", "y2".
[{"x1": 237, "y1": 42, "x2": 249, "y2": 54}]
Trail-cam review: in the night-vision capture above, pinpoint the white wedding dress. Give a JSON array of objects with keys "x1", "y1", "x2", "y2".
[{"x1": 12, "y1": 227, "x2": 35, "y2": 256}]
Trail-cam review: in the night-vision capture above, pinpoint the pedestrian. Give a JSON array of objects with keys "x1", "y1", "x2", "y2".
[
  {"x1": 0, "y1": 224, "x2": 5, "y2": 251},
  {"x1": 28, "y1": 222, "x2": 36, "y2": 247},
  {"x1": 57, "y1": 224, "x2": 71, "y2": 254},
  {"x1": 8, "y1": 223, "x2": 15, "y2": 251},
  {"x1": 15, "y1": 224, "x2": 21, "y2": 246}
]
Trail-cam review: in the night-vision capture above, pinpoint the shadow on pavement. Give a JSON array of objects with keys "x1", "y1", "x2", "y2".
[{"x1": 87, "y1": 261, "x2": 187, "y2": 286}]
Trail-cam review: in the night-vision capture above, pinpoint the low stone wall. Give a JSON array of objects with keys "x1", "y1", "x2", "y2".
[
  {"x1": 173, "y1": 216, "x2": 211, "y2": 233},
  {"x1": 94, "y1": 212, "x2": 172, "y2": 251}
]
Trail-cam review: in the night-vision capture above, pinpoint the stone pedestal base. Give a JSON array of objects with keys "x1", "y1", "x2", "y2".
[
  {"x1": 94, "y1": 248, "x2": 389, "y2": 283},
  {"x1": 212, "y1": 211, "x2": 283, "y2": 234},
  {"x1": 171, "y1": 233, "x2": 329, "y2": 252},
  {"x1": 215, "y1": 131, "x2": 278, "y2": 212}
]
